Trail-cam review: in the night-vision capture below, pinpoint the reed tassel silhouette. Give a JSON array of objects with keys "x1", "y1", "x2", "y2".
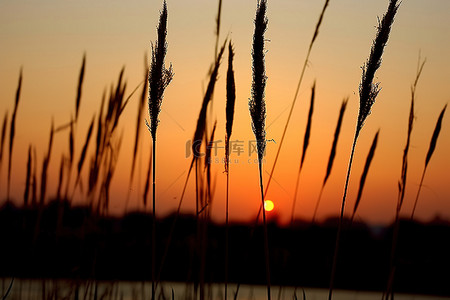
[
  {"x1": 146, "y1": 2, "x2": 173, "y2": 298},
  {"x1": 291, "y1": 82, "x2": 315, "y2": 225},
  {"x1": 350, "y1": 130, "x2": 380, "y2": 223},
  {"x1": 411, "y1": 104, "x2": 447, "y2": 219},
  {"x1": 329, "y1": 1, "x2": 400, "y2": 298},
  {"x1": 7, "y1": 68, "x2": 23, "y2": 200},
  {"x1": 249, "y1": 1, "x2": 270, "y2": 299},
  {"x1": 224, "y1": 40, "x2": 236, "y2": 300},
  {"x1": 312, "y1": 98, "x2": 348, "y2": 223}
]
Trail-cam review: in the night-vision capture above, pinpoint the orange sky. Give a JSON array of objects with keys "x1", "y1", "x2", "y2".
[{"x1": 1, "y1": 0, "x2": 450, "y2": 225}]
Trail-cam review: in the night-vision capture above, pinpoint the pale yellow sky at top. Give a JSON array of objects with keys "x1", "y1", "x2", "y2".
[{"x1": 1, "y1": 0, "x2": 450, "y2": 225}]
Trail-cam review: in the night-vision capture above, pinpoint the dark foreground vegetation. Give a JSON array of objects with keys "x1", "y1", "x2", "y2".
[{"x1": 0, "y1": 201, "x2": 449, "y2": 297}]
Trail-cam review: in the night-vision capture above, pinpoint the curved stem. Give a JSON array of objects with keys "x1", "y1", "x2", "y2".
[
  {"x1": 258, "y1": 158, "x2": 271, "y2": 300},
  {"x1": 411, "y1": 167, "x2": 426, "y2": 220}
]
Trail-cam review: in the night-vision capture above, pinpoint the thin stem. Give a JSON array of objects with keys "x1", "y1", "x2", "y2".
[
  {"x1": 225, "y1": 162, "x2": 229, "y2": 300},
  {"x1": 258, "y1": 158, "x2": 271, "y2": 300},
  {"x1": 311, "y1": 184, "x2": 325, "y2": 224},
  {"x1": 151, "y1": 137, "x2": 156, "y2": 300},
  {"x1": 290, "y1": 160, "x2": 304, "y2": 226},
  {"x1": 263, "y1": 52, "x2": 311, "y2": 200},
  {"x1": 328, "y1": 127, "x2": 359, "y2": 300},
  {"x1": 411, "y1": 168, "x2": 426, "y2": 220}
]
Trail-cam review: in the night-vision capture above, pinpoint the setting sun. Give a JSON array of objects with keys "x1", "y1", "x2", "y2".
[{"x1": 264, "y1": 200, "x2": 274, "y2": 212}]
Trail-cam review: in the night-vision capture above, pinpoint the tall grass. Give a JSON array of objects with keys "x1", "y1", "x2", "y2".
[
  {"x1": 249, "y1": 1, "x2": 270, "y2": 299},
  {"x1": 384, "y1": 58, "x2": 426, "y2": 300},
  {"x1": 411, "y1": 104, "x2": 447, "y2": 219},
  {"x1": 291, "y1": 82, "x2": 315, "y2": 225},
  {"x1": 155, "y1": 41, "x2": 226, "y2": 291},
  {"x1": 7, "y1": 68, "x2": 23, "y2": 200},
  {"x1": 263, "y1": 0, "x2": 330, "y2": 201},
  {"x1": 312, "y1": 98, "x2": 348, "y2": 223},
  {"x1": 147, "y1": 2, "x2": 173, "y2": 297},
  {"x1": 224, "y1": 40, "x2": 236, "y2": 300},
  {"x1": 328, "y1": 1, "x2": 400, "y2": 298},
  {"x1": 350, "y1": 130, "x2": 379, "y2": 223}
]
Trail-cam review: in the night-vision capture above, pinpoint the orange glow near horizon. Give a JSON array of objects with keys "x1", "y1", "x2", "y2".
[{"x1": 1, "y1": 0, "x2": 450, "y2": 225}]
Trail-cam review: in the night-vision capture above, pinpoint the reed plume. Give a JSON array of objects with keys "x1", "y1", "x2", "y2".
[
  {"x1": 351, "y1": 130, "x2": 380, "y2": 223},
  {"x1": 224, "y1": 40, "x2": 236, "y2": 300},
  {"x1": 329, "y1": 1, "x2": 400, "y2": 298},
  {"x1": 411, "y1": 104, "x2": 447, "y2": 219},
  {"x1": 249, "y1": 1, "x2": 271, "y2": 299},
  {"x1": 291, "y1": 82, "x2": 315, "y2": 225},
  {"x1": 312, "y1": 98, "x2": 348, "y2": 223},
  {"x1": 7, "y1": 68, "x2": 23, "y2": 200},
  {"x1": 75, "y1": 54, "x2": 86, "y2": 122},
  {"x1": 147, "y1": 2, "x2": 173, "y2": 298}
]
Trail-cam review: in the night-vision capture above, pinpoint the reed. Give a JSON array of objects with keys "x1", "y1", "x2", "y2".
[
  {"x1": 7, "y1": 68, "x2": 23, "y2": 200},
  {"x1": 249, "y1": 0, "x2": 270, "y2": 299},
  {"x1": 56, "y1": 154, "x2": 65, "y2": 201},
  {"x1": 224, "y1": 40, "x2": 236, "y2": 300},
  {"x1": 156, "y1": 41, "x2": 226, "y2": 293},
  {"x1": 291, "y1": 82, "x2": 315, "y2": 225},
  {"x1": 73, "y1": 115, "x2": 95, "y2": 197},
  {"x1": 350, "y1": 130, "x2": 380, "y2": 223},
  {"x1": 40, "y1": 121, "x2": 54, "y2": 204},
  {"x1": 411, "y1": 104, "x2": 447, "y2": 219},
  {"x1": 384, "y1": 57, "x2": 426, "y2": 300},
  {"x1": 24, "y1": 145, "x2": 32, "y2": 206},
  {"x1": 147, "y1": 2, "x2": 173, "y2": 298},
  {"x1": 329, "y1": 1, "x2": 400, "y2": 298},
  {"x1": 0, "y1": 112, "x2": 7, "y2": 168},
  {"x1": 143, "y1": 144, "x2": 153, "y2": 207},
  {"x1": 312, "y1": 98, "x2": 348, "y2": 223},
  {"x1": 75, "y1": 54, "x2": 86, "y2": 122}
]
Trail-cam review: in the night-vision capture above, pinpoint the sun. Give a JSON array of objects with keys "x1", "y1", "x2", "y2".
[{"x1": 264, "y1": 200, "x2": 274, "y2": 212}]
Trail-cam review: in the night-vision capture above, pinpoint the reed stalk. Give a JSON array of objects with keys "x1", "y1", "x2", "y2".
[
  {"x1": 155, "y1": 40, "x2": 226, "y2": 293},
  {"x1": 7, "y1": 68, "x2": 23, "y2": 200},
  {"x1": 291, "y1": 82, "x2": 315, "y2": 225},
  {"x1": 328, "y1": 1, "x2": 400, "y2": 298},
  {"x1": 224, "y1": 40, "x2": 236, "y2": 300},
  {"x1": 24, "y1": 145, "x2": 32, "y2": 206},
  {"x1": 147, "y1": 2, "x2": 173, "y2": 298},
  {"x1": 411, "y1": 104, "x2": 447, "y2": 219},
  {"x1": 312, "y1": 98, "x2": 348, "y2": 223},
  {"x1": 249, "y1": 1, "x2": 270, "y2": 298},
  {"x1": 350, "y1": 130, "x2": 380, "y2": 223},
  {"x1": 0, "y1": 112, "x2": 7, "y2": 170},
  {"x1": 383, "y1": 57, "x2": 425, "y2": 300}
]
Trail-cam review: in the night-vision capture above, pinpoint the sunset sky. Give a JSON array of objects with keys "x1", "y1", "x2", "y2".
[{"x1": 1, "y1": 0, "x2": 450, "y2": 225}]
